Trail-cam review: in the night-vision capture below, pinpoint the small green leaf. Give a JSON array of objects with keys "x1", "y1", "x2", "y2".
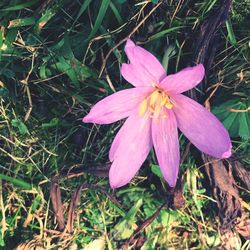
[
  {"x1": 51, "y1": 56, "x2": 78, "y2": 85},
  {"x1": 222, "y1": 112, "x2": 239, "y2": 137},
  {"x1": 5, "y1": 29, "x2": 18, "y2": 45},
  {"x1": 39, "y1": 64, "x2": 48, "y2": 79},
  {"x1": 151, "y1": 164, "x2": 163, "y2": 178},
  {"x1": 239, "y1": 112, "x2": 250, "y2": 139},
  {"x1": 162, "y1": 44, "x2": 176, "y2": 72},
  {"x1": 160, "y1": 210, "x2": 179, "y2": 227},
  {"x1": 212, "y1": 98, "x2": 250, "y2": 139},
  {"x1": 11, "y1": 119, "x2": 29, "y2": 135},
  {"x1": 50, "y1": 55, "x2": 94, "y2": 86},
  {"x1": 42, "y1": 118, "x2": 59, "y2": 128},
  {"x1": 114, "y1": 199, "x2": 143, "y2": 239},
  {"x1": 31, "y1": 195, "x2": 42, "y2": 212}
]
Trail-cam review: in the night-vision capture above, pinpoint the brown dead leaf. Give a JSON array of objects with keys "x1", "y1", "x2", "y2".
[
  {"x1": 50, "y1": 177, "x2": 65, "y2": 230},
  {"x1": 237, "y1": 70, "x2": 244, "y2": 82},
  {"x1": 65, "y1": 184, "x2": 84, "y2": 233},
  {"x1": 23, "y1": 213, "x2": 34, "y2": 228},
  {"x1": 188, "y1": 0, "x2": 250, "y2": 246},
  {"x1": 82, "y1": 164, "x2": 111, "y2": 177},
  {"x1": 219, "y1": 230, "x2": 241, "y2": 250},
  {"x1": 50, "y1": 170, "x2": 123, "y2": 234},
  {"x1": 65, "y1": 183, "x2": 122, "y2": 233},
  {"x1": 14, "y1": 235, "x2": 45, "y2": 250},
  {"x1": 203, "y1": 156, "x2": 241, "y2": 222},
  {"x1": 203, "y1": 156, "x2": 250, "y2": 248},
  {"x1": 170, "y1": 176, "x2": 185, "y2": 210},
  {"x1": 62, "y1": 164, "x2": 111, "y2": 179},
  {"x1": 236, "y1": 217, "x2": 250, "y2": 239},
  {"x1": 232, "y1": 160, "x2": 250, "y2": 189}
]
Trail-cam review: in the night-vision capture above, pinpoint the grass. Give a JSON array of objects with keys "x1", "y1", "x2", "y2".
[{"x1": 0, "y1": 0, "x2": 249, "y2": 249}]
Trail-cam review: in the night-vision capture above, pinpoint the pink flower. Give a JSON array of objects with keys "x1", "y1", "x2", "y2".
[{"x1": 83, "y1": 39, "x2": 232, "y2": 188}]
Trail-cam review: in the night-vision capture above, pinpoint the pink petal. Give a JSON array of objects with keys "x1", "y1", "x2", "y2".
[
  {"x1": 121, "y1": 39, "x2": 166, "y2": 87},
  {"x1": 109, "y1": 120, "x2": 126, "y2": 162},
  {"x1": 121, "y1": 64, "x2": 154, "y2": 87},
  {"x1": 172, "y1": 94, "x2": 232, "y2": 158},
  {"x1": 152, "y1": 110, "x2": 180, "y2": 187},
  {"x1": 109, "y1": 113, "x2": 152, "y2": 188},
  {"x1": 83, "y1": 87, "x2": 152, "y2": 124},
  {"x1": 160, "y1": 64, "x2": 205, "y2": 94}
]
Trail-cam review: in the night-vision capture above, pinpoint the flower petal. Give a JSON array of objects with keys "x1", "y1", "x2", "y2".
[
  {"x1": 160, "y1": 64, "x2": 205, "y2": 94},
  {"x1": 109, "y1": 113, "x2": 152, "y2": 188},
  {"x1": 83, "y1": 87, "x2": 152, "y2": 124},
  {"x1": 152, "y1": 110, "x2": 180, "y2": 187},
  {"x1": 121, "y1": 39, "x2": 166, "y2": 87},
  {"x1": 121, "y1": 63, "x2": 153, "y2": 87},
  {"x1": 172, "y1": 94, "x2": 232, "y2": 158}
]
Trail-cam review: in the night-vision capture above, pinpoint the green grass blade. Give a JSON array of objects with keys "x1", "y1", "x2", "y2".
[
  {"x1": 148, "y1": 26, "x2": 184, "y2": 41},
  {"x1": 0, "y1": 0, "x2": 39, "y2": 11},
  {"x1": 110, "y1": 1, "x2": 123, "y2": 25},
  {"x1": 71, "y1": 0, "x2": 92, "y2": 29},
  {"x1": 34, "y1": 1, "x2": 65, "y2": 33},
  {"x1": 87, "y1": 0, "x2": 111, "y2": 40},
  {"x1": 0, "y1": 29, "x2": 3, "y2": 48},
  {"x1": 226, "y1": 18, "x2": 237, "y2": 45},
  {"x1": 0, "y1": 174, "x2": 33, "y2": 190},
  {"x1": 8, "y1": 17, "x2": 35, "y2": 28}
]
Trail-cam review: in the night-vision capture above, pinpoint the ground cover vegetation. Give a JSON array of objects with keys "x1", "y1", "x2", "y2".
[{"x1": 0, "y1": 0, "x2": 249, "y2": 249}]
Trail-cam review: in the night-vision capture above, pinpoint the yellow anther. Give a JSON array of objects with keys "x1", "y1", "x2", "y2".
[
  {"x1": 160, "y1": 96, "x2": 169, "y2": 106},
  {"x1": 165, "y1": 102, "x2": 173, "y2": 109},
  {"x1": 149, "y1": 90, "x2": 160, "y2": 107},
  {"x1": 139, "y1": 99, "x2": 148, "y2": 116},
  {"x1": 138, "y1": 89, "x2": 173, "y2": 117}
]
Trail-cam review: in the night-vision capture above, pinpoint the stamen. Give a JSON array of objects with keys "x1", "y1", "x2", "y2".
[
  {"x1": 138, "y1": 88, "x2": 173, "y2": 117},
  {"x1": 139, "y1": 99, "x2": 148, "y2": 116},
  {"x1": 160, "y1": 96, "x2": 169, "y2": 106},
  {"x1": 149, "y1": 91, "x2": 160, "y2": 107},
  {"x1": 165, "y1": 102, "x2": 173, "y2": 109}
]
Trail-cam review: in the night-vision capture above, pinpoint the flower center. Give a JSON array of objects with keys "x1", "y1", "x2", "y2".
[{"x1": 139, "y1": 89, "x2": 173, "y2": 118}]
